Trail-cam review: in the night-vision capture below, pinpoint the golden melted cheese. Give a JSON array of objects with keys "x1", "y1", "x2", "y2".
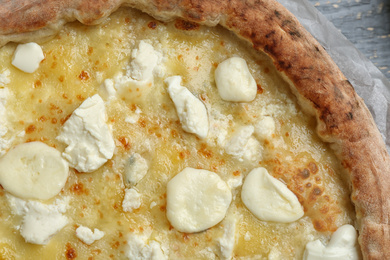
[{"x1": 0, "y1": 7, "x2": 355, "y2": 259}]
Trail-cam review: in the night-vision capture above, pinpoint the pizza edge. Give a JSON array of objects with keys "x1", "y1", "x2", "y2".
[{"x1": 0, "y1": 0, "x2": 389, "y2": 258}]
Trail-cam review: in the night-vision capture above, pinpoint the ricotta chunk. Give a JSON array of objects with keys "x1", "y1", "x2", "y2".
[
  {"x1": 225, "y1": 126, "x2": 262, "y2": 161},
  {"x1": 166, "y1": 167, "x2": 232, "y2": 233},
  {"x1": 128, "y1": 40, "x2": 162, "y2": 82},
  {"x1": 165, "y1": 76, "x2": 209, "y2": 139},
  {"x1": 57, "y1": 94, "x2": 115, "y2": 173},
  {"x1": 7, "y1": 195, "x2": 69, "y2": 245},
  {"x1": 254, "y1": 116, "x2": 276, "y2": 140},
  {"x1": 214, "y1": 57, "x2": 257, "y2": 102},
  {"x1": 0, "y1": 69, "x2": 10, "y2": 86},
  {"x1": 122, "y1": 188, "x2": 141, "y2": 212},
  {"x1": 107, "y1": 41, "x2": 164, "y2": 102},
  {"x1": 217, "y1": 215, "x2": 236, "y2": 260},
  {"x1": 76, "y1": 225, "x2": 104, "y2": 245},
  {"x1": 123, "y1": 153, "x2": 149, "y2": 186},
  {"x1": 0, "y1": 87, "x2": 11, "y2": 156},
  {"x1": 125, "y1": 233, "x2": 167, "y2": 260},
  {"x1": 12, "y1": 43, "x2": 44, "y2": 73},
  {"x1": 304, "y1": 225, "x2": 360, "y2": 260},
  {"x1": 241, "y1": 167, "x2": 304, "y2": 223}
]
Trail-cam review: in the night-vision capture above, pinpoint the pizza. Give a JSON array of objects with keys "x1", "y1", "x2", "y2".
[{"x1": 0, "y1": 0, "x2": 389, "y2": 259}]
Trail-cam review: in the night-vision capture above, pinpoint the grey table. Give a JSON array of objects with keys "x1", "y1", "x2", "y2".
[{"x1": 308, "y1": 0, "x2": 390, "y2": 80}]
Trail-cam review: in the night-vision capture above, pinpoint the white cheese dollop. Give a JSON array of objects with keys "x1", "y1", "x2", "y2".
[
  {"x1": 166, "y1": 167, "x2": 232, "y2": 233},
  {"x1": 0, "y1": 142, "x2": 69, "y2": 200},
  {"x1": 123, "y1": 153, "x2": 149, "y2": 187},
  {"x1": 125, "y1": 233, "x2": 167, "y2": 260},
  {"x1": 76, "y1": 225, "x2": 104, "y2": 245},
  {"x1": 225, "y1": 126, "x2": 262, "y2": 161},
  {"x1": 57, "y1": 94, "x2": 115, "y2": 173},
  {"x1": 7, "y1": 195, "x2": 69, "y2": 245},
  {"x1": 129, "y1": 40, "x2": 161, "y2": 82},
  {"x1": 122, "y1": 188, "x2": 141, "y2": 213},
  {"x1": 214, "y1": 57, "x2": 257, "y2": 102},
  {"x1": 304, "y1": 224, "x2": 360, "y2": 260},
  {"x1": 12, "y1": 42, "x2": 44, "y2": 73},
  {"x1": 165, "y1": 76, "x2": 209, "y2": 139},
  {"x1": 241, "y1": 167, "x2": 303, "y2": 223}
]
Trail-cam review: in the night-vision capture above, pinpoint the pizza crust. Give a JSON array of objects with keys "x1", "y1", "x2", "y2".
[{"x1": 1, "y1": 0, "x2": 389, "y2": 258}]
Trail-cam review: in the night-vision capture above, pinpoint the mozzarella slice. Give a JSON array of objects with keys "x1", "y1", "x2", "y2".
[
  {"x1": 57, "y1": 94, "x2": 115, "y2": 172},
  {"x1": 165, "y1": 76, "x2": 209, "y2": 139},
  {"x1": 0, "y1": 142, "x2": 69, "y2": 200},
  {"x1": 304, "y1": 224, "x2": 360, "y2": 260},
  {"x1": 241, "y1": 167, "x2": 303, "y2": 223},
  {"x1": 214, "y1": 57, "x2": 257, "y2": 102},
  {"x1": 12, "y1": 42, "x2": 44, "y2": 73},
  {"x1": 166, "y1": 167, "x2": 232, "y2": 233}
]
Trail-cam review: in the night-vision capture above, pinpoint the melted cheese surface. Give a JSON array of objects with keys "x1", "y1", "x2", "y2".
[{"x1": 0, "y1": 8, "x2": 355, "y2": 259}]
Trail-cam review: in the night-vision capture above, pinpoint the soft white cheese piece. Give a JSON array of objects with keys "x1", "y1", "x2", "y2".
[
  {"x1": 12, "y1": 43, "x2": 44, "y2": 73},
  {"x1": 125, "y1": 107, "x2": 142, "y2": 124},
  {"x1": 303, "y1": 224, "x2": 360, "y2": 260},
  {"x1": 241, "y1": 167, "x2": 304, "y2": 223},
  {"x1": 122, "y1": 188, "x2": 141, "y2": 213},
  {"x1": 214, "y1": 57, "x2": 257, "y2": 102},
  {"x1": 303, "y1": 225, "x2": 360, "y2": 260},
  {"x1": 165, "y1": 76, "x2": 209, "y2": 139},
  {"x1": 100, "y1": 78, "x2": 117, "y2": 101},
  {"x1": 129, "y1": 41, "x2": 160, "y2": 82},
  {"x1": 217, "y1": 215, "x2": 236, "y2": 260},
  {"x1": 0, "y1": 142, "x2": 69, "y2": 200},
  {"x1": 166, "y1": 167, "x2": 232, "y2": 233},
  {"x1": 0, "y1": 69, "x2": 10, "y2": 86},
  {"x1": 124, "y1": 153, "x2": 149, "y2": 186},
  {"x1": 6, "y1": 196, "x2": 69, "y2": 245},
  {"x1": 109, "y1": 41, "x2": 163, "y2": 102},
  {"x1": 76, "y1": 225, "x2": 104, "y2": 245},
  {"x1": 254, "y1": 116, "x2": 276, "y2": 140},
  {"x1": 57, "y1": 94, "x2": 115, "y2": 173},
  {"x1": 125, "y1": 233, "x2": 167, "y2": 260},
  {"x1": 0, "y1": 87, "x2": 11, "y2": 156},
  {"x1": 225, "y1": 126, "x2": 262, "y2": 161}
]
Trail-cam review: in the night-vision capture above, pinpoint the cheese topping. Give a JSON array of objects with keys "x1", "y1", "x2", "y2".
[
  {"x1": 0, "y1": 87, "x2": 11, "y2": 156},
  {"x1": 304, "y1": 225, "x2": 360, "y2": 260},
  {"x1": 76, "y1": 225, "x2": 105, "y2": 245},
  {"x1": 11, "y1": 43, "x2": 44, "y2": 73},
  {"x1": 57, "y1": 94, "x2": 115, "y2": 172},
  {"x1": 241, "y1": 167, "x2": 304, "y2": 223},
  {"x1": 217, "y1": 214, "x2": 237, "y2": 260},
  {"x1": 122, "y1": 188, "x2": 142, "y2": 213},
  {"x1": 123, "y1": 153, "x2": 149, "y2": 186},
  {"x1": 254, "y1": 116, "x2": 276, "y2": 140},
  {"x1": 214, "y1": 57, "x2": 257, "y2": 102},
  {"x1": 7, "y1": 195, "x2": 69, "y2": 245},
  {"x1": 166, "y1": 76, "x2": 209, "y2": 139},
  {"x1": 125, "y1": 233, "x2": 167, "y2": 260},
  {"x1": 0, "y1": 69, "x2": 10, "y2": 86},
  {"x1": 225, "y1": 125, "x2": 262, "y2": 161},
  {"x1": 0, "y1": 142, "x2": 69, "y2": 200},
  {"x1": 166, "y1": 167, "x2": 232, "y2": 233}
]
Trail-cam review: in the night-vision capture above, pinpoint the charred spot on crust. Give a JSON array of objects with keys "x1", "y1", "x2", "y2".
[
  {"x1": 289, "y1": 29, "x2": 301, "y2": 38},
  {"x1": 265, "y1": 30, "x2": 275, "y2": 38},
  {"x1": 308, "y1": 162, "x2": 318, "y2": 174},
  {"x1": 274, "y1": 10, "x2": 281, "y2": 18},
  {"x1": 65, "y1": 243, "x2": 77, "y2": 260},
  {"x1": 347, "y1": 112, "x2": 353, "y2": 120},
  {"x1": 175, "y1": 19, "x2": 200, "y2": 31},
  {"x1": 298, "y1": 168, "x2": 310, "y2": 179},
  {"x1": 148, "y1": 21, "x2": 158, "y2": 29}
]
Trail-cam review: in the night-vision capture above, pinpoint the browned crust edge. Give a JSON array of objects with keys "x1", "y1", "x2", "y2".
[{"x1": 1, "y1": 0, "x2": 390, "y2": 259}]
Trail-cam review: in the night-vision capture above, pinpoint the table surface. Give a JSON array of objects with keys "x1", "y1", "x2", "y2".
[{"x1": 308, "y1": 0, "x2": 390, "y2": 80}]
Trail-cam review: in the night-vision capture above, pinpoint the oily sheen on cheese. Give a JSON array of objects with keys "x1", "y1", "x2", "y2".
[{"x1": 0, "y1": 7, "x2": 357, "y2": 259}]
